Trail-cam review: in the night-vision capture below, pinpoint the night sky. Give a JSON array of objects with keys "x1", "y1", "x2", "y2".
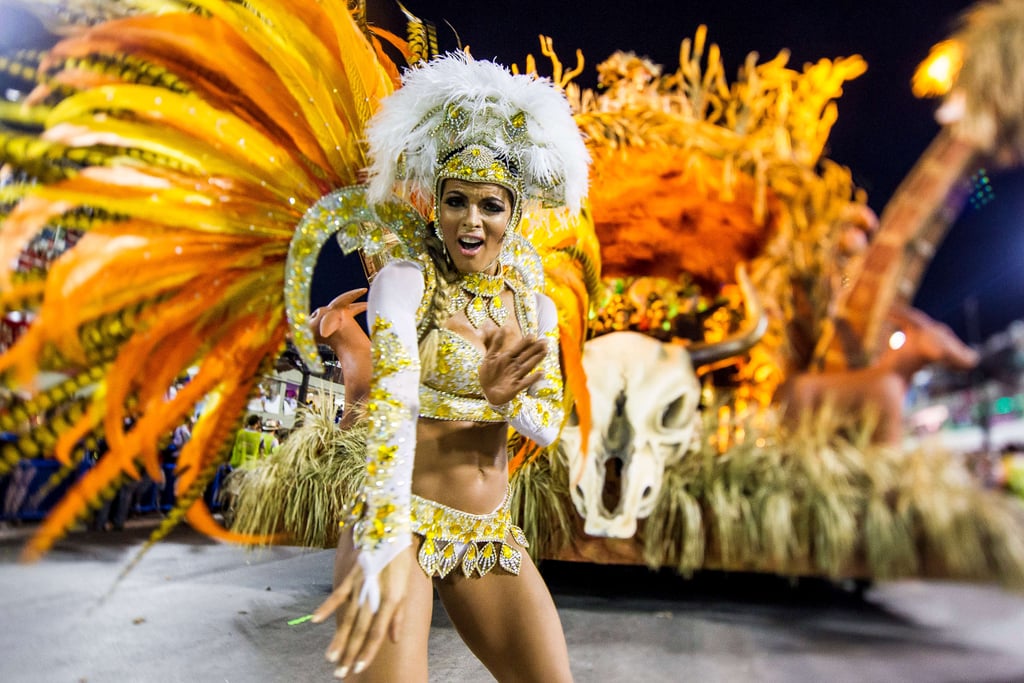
[{"x1": 2, "y1": 1, "x2": 1021, "y2": 341}]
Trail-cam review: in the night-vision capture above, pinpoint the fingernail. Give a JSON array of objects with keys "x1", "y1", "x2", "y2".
[
  {"x1": 334, "y1": 665, "x2": 348, "y2": 679},
  {"x1": 326, "y1": 649, "x2": 340, "y2": 663},
  {"x1": 353, "y1": 661, "x2": 367, "y2": 674}
]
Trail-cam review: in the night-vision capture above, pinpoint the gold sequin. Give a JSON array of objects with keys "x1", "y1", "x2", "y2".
[
  {"x1": 288, "y1": 187, "x2": 428, "y2": 374},
  {"x1": 416, "y1": 260, "x2": 559, "y2": 425}
]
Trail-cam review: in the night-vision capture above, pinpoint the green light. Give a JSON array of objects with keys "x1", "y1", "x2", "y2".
[{"x1": 994, "y1": 396, "x2": 1015, "y2": 415}]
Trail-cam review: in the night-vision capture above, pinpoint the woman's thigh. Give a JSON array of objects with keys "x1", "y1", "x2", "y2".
[
  {"x1": 334, "y1": 532, "x2": 435, "y2": 683},
  {"x1": 435, "y1": 547, "x2": 572, "y2": 683}
]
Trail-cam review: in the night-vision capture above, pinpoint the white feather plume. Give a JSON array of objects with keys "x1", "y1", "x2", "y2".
[{"x1": 365, "y1": 52, "x2": 589, "y2": 214}]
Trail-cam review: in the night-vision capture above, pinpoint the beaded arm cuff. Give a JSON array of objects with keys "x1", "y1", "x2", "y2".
[
  {"x1": 352, "y1": 260, "x2": 424, "y2": 612},
  {"x1": 488, "y1": 293, "x2": 563, "y2": 447}
]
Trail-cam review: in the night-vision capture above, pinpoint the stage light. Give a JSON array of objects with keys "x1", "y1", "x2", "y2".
[{"x1": 912, "y1": 40, "x2": 962, "y2": 98}]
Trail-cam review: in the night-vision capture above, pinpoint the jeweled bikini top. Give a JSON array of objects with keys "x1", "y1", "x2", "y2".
[{"x1": 416, "y1": 258, "x2": 539, "y2": 422}]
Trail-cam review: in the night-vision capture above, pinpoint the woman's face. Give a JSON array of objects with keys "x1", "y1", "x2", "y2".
[{"x1": 438, "y1": 179, "x2": 513, "y2": 274}]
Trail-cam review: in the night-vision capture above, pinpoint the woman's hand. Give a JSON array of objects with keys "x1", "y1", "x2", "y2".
[
  {"x1": 311, "y1": 545, "x2": 414, "y2": 679},
  {"x1": 308, "y1": 288, "x2": 368, "y2": 350},
  {"x1": 479, "y1": 326, "x2": 548, "y2": 406},
  {"x1": 308, "y1": 288, "x2": 372, "y2": 413}
]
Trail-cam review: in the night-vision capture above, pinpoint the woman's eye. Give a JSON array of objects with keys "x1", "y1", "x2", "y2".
[
  {"x1": 444, "y1": 196, "x2": 465, "y2": 207},
  {"x1": 484, "y1": 202, "x2": 505, "y2": 213}
]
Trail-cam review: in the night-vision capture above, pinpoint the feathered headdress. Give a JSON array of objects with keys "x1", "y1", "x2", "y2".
[{"x1": 364, "y1": 52, "x2": 590, "y2": 227}]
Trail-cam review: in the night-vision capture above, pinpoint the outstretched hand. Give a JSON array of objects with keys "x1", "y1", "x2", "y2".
[
  {"x1": 308, "y1": 288, "x2": 369, "y2": 350},
  {"x1": 479, "y1": 326, "x2": 548, "y2": 406},
  {"x1": 311, "y1": 545, "x2": 413, "y2": 679},
  {"x1": 308, "y1": 288, "x2": 372, "y2": 415}
]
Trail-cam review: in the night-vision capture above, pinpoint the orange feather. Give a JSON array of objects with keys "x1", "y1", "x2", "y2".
[
  {"x1": 53, "y1": 402, "x2": 103, "y2": 467},
  {"x1": 0, "y1": 0, "x2": 415, "y2": 561},
  {"x1": 0, "y1": 197, "x2": 74, "y2": 290}
]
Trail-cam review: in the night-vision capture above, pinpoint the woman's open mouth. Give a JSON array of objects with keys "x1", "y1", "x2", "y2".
[{"x1": 457, "y1": 236, "x2": 484, "y2": 256}]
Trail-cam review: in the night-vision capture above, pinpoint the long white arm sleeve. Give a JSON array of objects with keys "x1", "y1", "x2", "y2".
[
  {"x1": 489, "y1": 293, "x2": 564, "y2": 447},
  {"x1": 351, "y1": 259, "x2": 423, "y2": 611}
]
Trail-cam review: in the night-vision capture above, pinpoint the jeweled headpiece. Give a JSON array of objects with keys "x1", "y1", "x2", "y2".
[{"x1": 365, "y1": 52, "x2": 589, "y2": 229}]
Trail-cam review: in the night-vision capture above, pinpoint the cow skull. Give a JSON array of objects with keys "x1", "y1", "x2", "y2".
[
  {"x1": 560, "y1": 332, "x2": 703, "y2": 537},
  {"x1": 559, "y1": 265, "x2": 767, "y2": 538}
]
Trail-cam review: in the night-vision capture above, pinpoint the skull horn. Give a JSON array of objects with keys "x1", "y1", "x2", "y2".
[{"x1": 687, "y1": 264, "x2": 768, "y2": 368}]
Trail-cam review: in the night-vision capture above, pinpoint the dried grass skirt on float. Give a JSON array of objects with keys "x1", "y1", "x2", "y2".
[{"x1": 226, "y1": 399, "x2": 367, "y2": 549}]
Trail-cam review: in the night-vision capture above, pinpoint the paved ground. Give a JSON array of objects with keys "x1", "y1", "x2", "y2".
[{"x1": 2, "y1": 518, "x2": 1024, "y2": 683}]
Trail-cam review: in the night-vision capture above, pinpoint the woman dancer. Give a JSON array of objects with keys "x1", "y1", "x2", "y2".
[{"x1": 310, "y1": 53, "x2": 589, "y2": 682}]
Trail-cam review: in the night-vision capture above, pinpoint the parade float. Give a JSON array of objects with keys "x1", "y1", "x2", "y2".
[{"x1": 504, "y1": 12, "x2": 1024, "y2": 587}]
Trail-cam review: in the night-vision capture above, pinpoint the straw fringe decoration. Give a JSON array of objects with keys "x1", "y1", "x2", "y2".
[
  {"x1": 227, "y1": 394, "x2": 366, "y2": 550},
  {"x1": 509, "y1": 443, "x2": 576, "y2": 561},
  {"x1": 515, "y1": 405, "x2": 1024, "y2": 589},
  {"x1": 225, "y1": 392, "x2": 1024, "y2": 590}
]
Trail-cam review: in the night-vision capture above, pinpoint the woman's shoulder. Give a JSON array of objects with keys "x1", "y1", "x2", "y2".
[
  {"x1": 375, "y1": 256, "x2": 425, "y2": 278},
  {"x1": 372, "y1": 257, "x2": 430, "y2": 293},
  {"x1": 505, "y1": 267, "x2": 554, "y2": 320},
  {"x1": 368, "y1": 256, "x2": 436, "y2": 318}
]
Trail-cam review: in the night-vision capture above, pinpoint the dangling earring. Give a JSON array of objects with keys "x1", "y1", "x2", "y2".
[
  {"x1": 432, "y1": 222, "x2": 454, "y2": 268},
  {"x1": 497, "y1": 226, "x2": 516, "y2": 269}
]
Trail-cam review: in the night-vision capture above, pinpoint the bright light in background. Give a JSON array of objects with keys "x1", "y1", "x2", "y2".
[
  {"x1": 912, "y1": 39, "x2": 962, "y2": 98},
  {"x1": 889, "y1": 330, "x2": 907, "y2": 351}
]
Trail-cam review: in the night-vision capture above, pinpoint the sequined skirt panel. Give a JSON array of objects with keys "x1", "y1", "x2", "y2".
[{"x1": 411, "y1": 486, "x2": 529, "y2": 579}]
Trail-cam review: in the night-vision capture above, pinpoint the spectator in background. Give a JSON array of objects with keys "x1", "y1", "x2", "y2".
[
  {"x1": 156, "y1": 414, "x2": 195, "y2": 512},
  {"x1": 168, "y1": 415, "x2": 194, "y2": 460},
  {"x1": 3, "y1": 415, "x2": 41, "y2": 526},
  {"x1": 93, "y1": 411, "x2": 152, "y2": 531},
  {"x1": 229, "y1": 414, "x2": 263, "y2": 468},
  {"x1": 1, "y1": 437, "x2": 33, "y2": 527},
  {"x1": 259, "y1": 419, "x2": 280, "y2": 456},
  {"x1": 220, "y1": 414, "x2": 264, "y2": 527}
]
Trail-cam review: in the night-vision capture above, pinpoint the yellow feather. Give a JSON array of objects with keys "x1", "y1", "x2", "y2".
[
  {"x1": 46, "y1": 86, "x2": 322, "y2": 200},
  {"x1": 48, "y1": 14, "x2": 340, "y2": 179},
  {"x1": 185, "y1": 0, "x2": 359, "y2": 176},
  {"x1": 43, "y1": 120, "x2": 297, "y2": 201},
  {"x1": 31, "y1": 172, "x2": 297, "y2": 238},
  {"x1": 54, "y1": 402, "x2": 102, "y2": 467}
]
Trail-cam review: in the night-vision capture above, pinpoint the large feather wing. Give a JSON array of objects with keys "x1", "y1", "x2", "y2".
[{"x1": 0, "y1": 0, "x2": 402, "y2": 559}]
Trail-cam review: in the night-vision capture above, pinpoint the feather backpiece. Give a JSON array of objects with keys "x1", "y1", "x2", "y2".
[{"x1": 0, "y1": 0, "x2": 405, "y2": 560}]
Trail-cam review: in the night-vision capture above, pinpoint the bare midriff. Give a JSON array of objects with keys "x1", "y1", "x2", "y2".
[{"x1": 411, "y1": 418, "x2": 509, "y2": 514}]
